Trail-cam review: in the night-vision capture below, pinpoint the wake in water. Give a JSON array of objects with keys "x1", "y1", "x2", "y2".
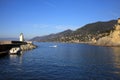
[{"x1": 49, "y1": 45, "x2": 57, "y2": 48}]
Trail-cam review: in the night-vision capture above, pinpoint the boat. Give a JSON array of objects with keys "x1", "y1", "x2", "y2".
[
  {"x1": 9, "y1": 47, "x2": 21, "y2": 54},
  {"x1": 53, "y1": 45, "x2": 57, "y2": 47},
  {"x1": 49, "y1": 45, "x2": 57, "y2": 48}
]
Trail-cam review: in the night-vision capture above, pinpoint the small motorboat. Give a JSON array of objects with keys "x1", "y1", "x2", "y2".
[
  {"x1": 9, "y1": 47, "x2": 21, "y2": 54},
  {"x1": 49, "y1": 45, "x2": 57, "y2": 48}
]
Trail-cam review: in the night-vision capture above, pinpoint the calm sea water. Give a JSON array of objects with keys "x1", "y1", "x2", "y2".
[{"x1": 0, "y1": 42, "x2": 120, "y2": 80}]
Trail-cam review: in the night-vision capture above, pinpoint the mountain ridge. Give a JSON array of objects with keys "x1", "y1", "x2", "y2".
[{"x1": 31, "y1": 19, "x2": 117, "y2": 42}]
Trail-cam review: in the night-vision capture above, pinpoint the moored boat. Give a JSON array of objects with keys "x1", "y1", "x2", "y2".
[{"x1": 9, "y1": 47, "x2": 21, "y2": 54}]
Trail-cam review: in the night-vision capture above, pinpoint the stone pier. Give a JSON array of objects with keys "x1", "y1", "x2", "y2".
[{"x1": 0, "y1": 40, "x2": 36, "y2": 56}]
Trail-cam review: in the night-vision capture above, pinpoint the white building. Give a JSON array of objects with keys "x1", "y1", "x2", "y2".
[{"x1": 19, "y1": 33, "x2": 24, "y2": 42}]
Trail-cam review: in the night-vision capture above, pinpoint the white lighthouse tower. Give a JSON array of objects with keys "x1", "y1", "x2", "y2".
[{"x1": 19, "y1": 33, "x2": 24, "y2": 42}]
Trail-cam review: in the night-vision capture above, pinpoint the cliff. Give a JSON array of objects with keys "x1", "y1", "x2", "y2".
[{"x1": 96, "y1": 19, "x2": 120, "y2": 46}]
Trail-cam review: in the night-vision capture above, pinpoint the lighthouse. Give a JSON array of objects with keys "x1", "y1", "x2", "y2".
[{"x1": 19, "y1": 33, "x2": 24, "y2": 42}]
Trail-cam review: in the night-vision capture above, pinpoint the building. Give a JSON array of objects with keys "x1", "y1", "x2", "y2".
[{"x1": 19, "y1": 33, "x2": 24, "y2": 42}]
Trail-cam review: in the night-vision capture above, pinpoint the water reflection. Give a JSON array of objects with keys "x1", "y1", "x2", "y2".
[
  {"x1": 1, "y1": 43, "x2": 120, "y2": 80},
  {"x1": 111, "y1": 47, "x2": 120, "y2": 69},
  {"x1": 9, "y1": 51, "x2": 23, "y2": 64}
]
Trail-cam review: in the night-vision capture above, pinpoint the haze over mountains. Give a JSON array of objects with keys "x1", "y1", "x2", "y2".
[{"x1": 31, "y1": 19, "x2": 117, "y2": 42}]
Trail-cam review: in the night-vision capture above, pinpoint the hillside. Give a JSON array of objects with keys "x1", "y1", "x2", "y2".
[
  {"x1": 73, "y1": 20, "x2": 117, "y2": 41},
  {"x1": 31, "y1": 29, "x2": 73, "y2": 42},
  {"x1": 31, "y1": 20, "x2": 117, "y2": 42}
]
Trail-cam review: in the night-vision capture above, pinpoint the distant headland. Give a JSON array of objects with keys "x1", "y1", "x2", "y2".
[{"x1": 31, "y1": 18, "x2": 120, "y2": 47}]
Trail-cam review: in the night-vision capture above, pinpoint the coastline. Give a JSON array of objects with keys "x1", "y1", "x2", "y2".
[
  {"x1": 43, "y1": 41, "x2": 120, "y2": 47},
  {"x1": 20, "y1": 43, "x2": 37, "y2": 51}
]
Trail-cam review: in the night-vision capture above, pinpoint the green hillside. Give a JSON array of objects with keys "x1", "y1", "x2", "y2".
[{"x1": 31, "y1": 20, "x2": 117, "y2": 42}]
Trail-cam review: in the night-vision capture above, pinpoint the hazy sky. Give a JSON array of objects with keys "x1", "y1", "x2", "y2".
[{"x1": 0, "y1": 0, "x2": 120, "y2": 39}]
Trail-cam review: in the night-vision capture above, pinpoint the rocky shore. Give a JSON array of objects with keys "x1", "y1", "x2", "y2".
[
  {"x1": 20, "y1": 43, "x2": 37, "y2": 51},
  {"x1": 92, "y1": 18, "x2": 120, "y2": 47}
]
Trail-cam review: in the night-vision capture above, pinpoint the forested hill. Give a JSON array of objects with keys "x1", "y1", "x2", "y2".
[{"x1": 31, "y1": 20, "x2": 117, "y2": 42}]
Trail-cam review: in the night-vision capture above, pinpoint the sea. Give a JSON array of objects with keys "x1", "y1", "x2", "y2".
[{"x1": 0, "y1": 42, "x2": 120, "y2": 80}]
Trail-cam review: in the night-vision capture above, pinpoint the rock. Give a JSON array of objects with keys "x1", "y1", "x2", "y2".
[
  {"x1": 20, "y1": 43, "x2": 37, "y2": 51},
  {"x1": 96, "y1": 18, "x2": 120, "y2": 47}
]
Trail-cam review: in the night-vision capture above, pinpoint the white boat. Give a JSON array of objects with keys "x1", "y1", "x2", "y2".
[
  {"x1": 49, "y1": 45, "x2": 57, "y2": 48},
  {"x1": 9, "y1": 47, "x2": 20, "y2": 54}
]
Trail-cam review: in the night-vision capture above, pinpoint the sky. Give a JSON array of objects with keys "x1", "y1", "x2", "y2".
[{"x1": 0, "y1": 0, "x2": 120, "y2": 39}]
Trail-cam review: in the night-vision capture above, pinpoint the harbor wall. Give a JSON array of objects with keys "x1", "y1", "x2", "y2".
[{"x1": 0, "y1": 41, "x2": 36, "y2": 56}]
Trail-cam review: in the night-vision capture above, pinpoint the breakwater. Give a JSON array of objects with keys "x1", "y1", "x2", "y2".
[
  {"x1": 0, "y1": 41, "x2": 37, "y2": 56},
  {"x1": 20, "y1": 43, "x2": 36, "y2": 51}
]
